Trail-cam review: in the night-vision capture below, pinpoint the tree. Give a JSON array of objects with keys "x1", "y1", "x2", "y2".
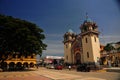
[
  {"x1": 0, "y1": 14, "x2": 47, "y2": 65},
  {"x1": 104, "y1": 43, "x2": 114, "y2": 53},
  {"x1": 117, "y1": 47, "x2": 120, "y2": 52}
]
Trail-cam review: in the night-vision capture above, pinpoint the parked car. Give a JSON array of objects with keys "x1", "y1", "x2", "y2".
[
  {"x1": 55, "y1": 64, "x2": 63, "y2": 70},
  {"x1": 76, "y1": 63, "x2": 90, "y2": 72},
  {"x1": 46, "y1": 64, "x2": 55, "y2": 69}
]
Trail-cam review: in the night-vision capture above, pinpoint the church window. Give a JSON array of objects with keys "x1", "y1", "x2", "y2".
[
  {"x1": 93, "y1": 27, "x2": 95, "y2": 30},
  {"x1": 84, "y1": 26, "x2": 87, "y2": 31},
  {"x1": 85, "y1": 38, "x2": 88, "y2": 43},
  {"x1": 94, "y1": 37, "x2": 96, "y2": 42},
  {"x1": 65, "y1": 36, "x2": 67, "y2": 40},
  {"x1": 66, "y1": 56, "x2": 68, "y2": 60},
  {"x1": 66, "y1": 44, "x2": 68, "y2": 48},
  {"x1": 87, "y1": 52, "x2": 89, "y2": 58}
]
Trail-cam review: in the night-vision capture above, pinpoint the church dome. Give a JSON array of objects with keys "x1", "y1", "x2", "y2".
[
  {"x1": 84, "y1": 13, "x2": 93, "y2": 23},
  {"x1": 68, "y1": 29, "x2": 74, "y2": 33},
  {"x1": 84, "y1": 17, "x2": 93, "y2": 23}
]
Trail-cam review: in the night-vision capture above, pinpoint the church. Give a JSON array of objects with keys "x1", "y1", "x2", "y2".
[{"x1": 63, "y1": 15, "x2": 100, "y2": 65}]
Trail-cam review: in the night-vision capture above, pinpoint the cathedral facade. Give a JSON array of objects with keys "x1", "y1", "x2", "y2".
[{"x1": 63, "y1": 16, "x2": 100, "y2": 65}]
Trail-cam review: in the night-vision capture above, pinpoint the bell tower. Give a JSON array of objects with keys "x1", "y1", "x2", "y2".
[
  {"x1": 80, "y1": 15, "x2": 100, "y2": 64},
  {"x1": 63, "y1": 29, "x2": 76, "y2": 64}
]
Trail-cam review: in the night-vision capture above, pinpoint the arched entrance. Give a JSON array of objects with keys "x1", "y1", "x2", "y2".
[
  {"x1": 23, "y1": 62, "x2": 28, "y2": 68},
  {"x1": 75, "y1": 53, "x2": 81, "y2": 65},
  {"x1": 1, "y1": 62, "x2": 7, "y2": 71},
  {"x1": 30, "y1": 62, "x2": 34, "y2": 67},
  {"x1": 9, "y1": 62, "x2": 15, "y2": 71},
  {"x1": 16, "y1": 62, "x2": 22, "y2": 70}
]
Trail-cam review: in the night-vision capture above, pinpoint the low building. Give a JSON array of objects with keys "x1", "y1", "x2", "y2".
[
  {"x1": 44, "y1": 56, "x2": 64, "y2": 64},
  {"x1": 1, "y1": 53, "x2": 36, "y2": 71},
  {"x1": 100, "y1": 43, "x2": 120, "y2": 67}
]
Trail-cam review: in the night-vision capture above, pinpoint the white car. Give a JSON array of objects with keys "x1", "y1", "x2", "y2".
[{"x1": 46, "y1": 64, "x2": 55, "y2": 69}]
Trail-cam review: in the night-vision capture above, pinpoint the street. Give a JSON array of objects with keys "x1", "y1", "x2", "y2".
[{"x1": 0, "y1": 67, "x2": 120, "y2": 80}]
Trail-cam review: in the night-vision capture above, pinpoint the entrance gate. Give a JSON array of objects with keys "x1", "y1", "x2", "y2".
[{"x1": 75, "y1": 53, "x2": 81, "y2": 64}]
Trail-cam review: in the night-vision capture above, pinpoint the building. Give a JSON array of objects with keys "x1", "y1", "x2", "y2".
[
  {"x1": 63, "y1": 15, "x2": 100, "y2": 65},
  {"x1": 100, "y1": 42, "x2": 120, "y2": 66},
  {"x1": 1, "y1": 53, "x2": 36, "y2": 71},
  {"x1": 44, "y1": 56, "x2": 64, "y2": 64}
]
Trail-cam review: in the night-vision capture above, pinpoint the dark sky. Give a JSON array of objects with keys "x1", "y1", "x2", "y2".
[{"x1": 0, "y1": 0, "x2": 120, "y2": 57}]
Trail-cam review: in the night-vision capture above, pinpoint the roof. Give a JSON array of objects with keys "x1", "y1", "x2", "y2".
[
  {"x1": 84, "y1": 17, "x2": 93, "y2": 23},
  {"x1": 84, "y1": 13, "x2": 93, "y2": 23},
  {"x1": 68, "y1": 29, "x2": 74, "y2": 33}
]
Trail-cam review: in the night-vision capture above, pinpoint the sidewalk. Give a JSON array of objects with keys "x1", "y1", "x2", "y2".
[{"x1": 104, "y1": 67, "x2": 120, "y2": 73}]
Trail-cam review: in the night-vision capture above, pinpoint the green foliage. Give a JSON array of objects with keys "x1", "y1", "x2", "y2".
[
  {"x1": 0, "y1": 14, "x2": 47, "y2": 60},
  {"x1": 117, "y1": 47, "x2": 120, "y2": 52},
  {"x1": 104, "y1": 43, "x2": 114, "y2": 53}
]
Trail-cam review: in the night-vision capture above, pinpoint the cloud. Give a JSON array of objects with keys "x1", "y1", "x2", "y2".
[
  {"x1": 42, "y1": 33, "x2": 64, "y2": 57},
  {"x1": 42, "y1": 33, "x2": 120, "y2": 57},
  {"x1": 100, "y1": 35, "x2": 120, "y2": 44},
  {"x1": 42, "y1": 42, "x2": 64, "y2": 57}
]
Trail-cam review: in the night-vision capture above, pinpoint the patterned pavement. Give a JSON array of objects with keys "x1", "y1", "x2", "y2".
[
  {"x1": 0, "y1": 67, "x2": 115, "y2": 80},
  {"x1": 34, "y1": 68, "x2": 106, "y2": 80},
  {"x1": 0, "y1": 71, "x2": 51, "y2": 80}
]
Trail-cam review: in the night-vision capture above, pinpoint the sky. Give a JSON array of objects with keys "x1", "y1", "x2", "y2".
[{"x1": 0, "y1": 0, "x2": 120, "y2": 58}]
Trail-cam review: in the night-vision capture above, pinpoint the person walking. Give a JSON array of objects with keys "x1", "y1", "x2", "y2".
[{"x1": 68, "y1": 65, "x2": 71, "y2": 70}]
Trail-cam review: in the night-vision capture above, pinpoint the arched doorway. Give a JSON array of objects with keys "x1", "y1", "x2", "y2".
[
  {"x1": 9, "y1": 62, "x2": 15, "y2": 71},
  {"x1": 30, "y1": 62, "x2": 34, "y2": 67},
  {"x1": 1, "y1": 62, "x2": 7, "y2": 71},
  {"x1": 23, "y1": 62, "x2": 28, "y2": 68},
  {"x1": 75, "y1": 53, "x2": 81, "y2": 65},
  {"x1": 16, "y1": 62, "x2": 22, "y2": 70}
]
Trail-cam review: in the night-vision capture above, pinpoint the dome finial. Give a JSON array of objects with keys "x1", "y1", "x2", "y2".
[
  {"x1": 66, "y1": 24, "x2": 73, "y2": 33},
  {"x1": 86, "y1": 12, "x2": 88, "y2": 19},
  {"x1": 84, "y1": 13, "x2": 93, "y2": 23}
]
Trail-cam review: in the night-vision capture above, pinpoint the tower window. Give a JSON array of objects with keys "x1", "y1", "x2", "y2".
[
  {"x1": 66, "y1": 44, "x2": 68, "y2": 48},
  {"x1": 66, "y1": 56, "x2": 68, "y2": 60},
  {"x1": 93, "y1": 27, "x2": 95, "y2": 30},
  {"x1": 85, "y1": 38, "x2": 88, "y2": 43},
  {"x1": 94, "y1": 37, "x2": 96, "y2": 42},
  {"x1": 87, "y1": 52, "x2": 89, "y2": 58}
]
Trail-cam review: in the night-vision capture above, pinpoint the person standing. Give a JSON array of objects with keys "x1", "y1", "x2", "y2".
[{"x1": 68, "y1": 65, "x2": 71, "y2": 70}]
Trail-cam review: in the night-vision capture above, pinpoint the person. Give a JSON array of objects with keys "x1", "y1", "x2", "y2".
[
  {"x1": 36, "y1": 64, "x2": 39, "y2": 69},
  {"x1": 68, "y1": 65, "x2": 71, "y2": 70}
]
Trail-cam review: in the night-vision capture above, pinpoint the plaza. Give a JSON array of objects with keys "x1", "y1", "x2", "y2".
[{"x1": 0, "y1": 67, "x2": 120, "y2": 80}]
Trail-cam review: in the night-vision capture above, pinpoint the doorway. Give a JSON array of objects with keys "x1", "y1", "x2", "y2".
[{"x1": 75, "y1": 53, "x2": 81, "y2": 65}]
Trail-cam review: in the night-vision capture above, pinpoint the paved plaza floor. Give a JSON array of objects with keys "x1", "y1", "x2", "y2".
[
  {"x1": 0, "y1": 71, "x2": 51, "y2": 80},
  {"x1": 0, "y1": 67, "x2": 120, "y2": 80}
]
